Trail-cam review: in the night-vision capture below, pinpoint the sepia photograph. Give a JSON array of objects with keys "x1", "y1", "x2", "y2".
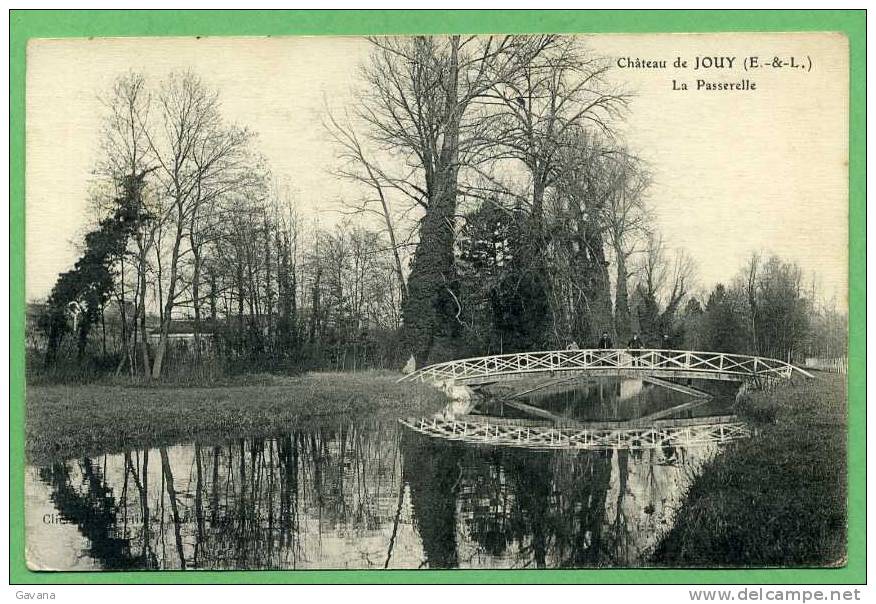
[{"x1": 21, "y1": 28, "x2": 851, "y2": 573}]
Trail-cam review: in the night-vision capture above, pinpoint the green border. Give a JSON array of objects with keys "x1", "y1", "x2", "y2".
[{"x1": 9, "y1": 9, "x2": 866, "y2": 585}]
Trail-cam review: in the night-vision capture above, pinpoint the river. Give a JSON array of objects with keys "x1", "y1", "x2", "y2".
[{"x1": 25, "y1": 377, "x2": 744, "y2": 570}]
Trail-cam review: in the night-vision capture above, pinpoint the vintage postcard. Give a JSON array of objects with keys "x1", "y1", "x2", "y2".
[{"x1": 20, "y1": 25, "x2": 853, "y2": 575}]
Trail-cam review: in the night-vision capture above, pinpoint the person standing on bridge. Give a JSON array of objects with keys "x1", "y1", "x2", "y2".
[
  {"x1": 628, "y1": 333, "x2": 643, "y2": 366},
  {"x1": 597, "y1": 331, "x2": 614, "y2": 366}
]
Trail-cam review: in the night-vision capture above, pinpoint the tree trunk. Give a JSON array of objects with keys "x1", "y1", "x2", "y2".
[
  {"x1": 531, "y1": 172, "x2": 546, "y2": 223},
  {"x1": 151, "y1": 215, "x2": 184, "y2": 379},
  {"x1": 401, "y1": 175, "x2": 458, "y2": 366},
  {"x1": 100, "y1": 306, "x2": 107, "y2": 356},
  {"x1": 138, "y1": 268, "x2": 150, "y2": 377},
  {"x1": 288, "y1": 262, "x2": 297, "y2": 349},
  {"x1": 191, "y1": 243, "x2": 202, "y2": 365},
  {"x1": 585, "y1": 204, "x2": 613, "y2": 337},
  {"x1": 237, "y1": 261, "x2": 245, "y2": 354},
  {"x1": 117, "y1": 257, "x2": 128, "y2": 371},
  {"x1": 400, "y1": 38, "x2": 462, "y2": 367},
  {"x1": 264, "y1": 217, "x2": 274, "y2": 355},
  {"x1": 365, "y1": 162, "x2": 407, "y2": 304},
  {"x1": 209, "y1": 270, "x2": 218, "y2": 323},
  {"x1": 309, "y1": 268, "x2": 321, "y2": 344},
  {"x1": 614, "y1": 246, "x2": 631, "y2": 342}
]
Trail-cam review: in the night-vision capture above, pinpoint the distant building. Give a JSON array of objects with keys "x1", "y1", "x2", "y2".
[{"x1": 148, "y1": 320, "x2": 219, "y2": 354}]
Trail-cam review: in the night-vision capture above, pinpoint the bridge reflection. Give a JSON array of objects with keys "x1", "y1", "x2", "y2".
[{"x1": 400, "y1": 414, "x2": 750, "y2": 451}]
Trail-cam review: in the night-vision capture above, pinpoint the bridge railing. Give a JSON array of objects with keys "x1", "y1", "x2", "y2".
[
  {"x1": 399, "y1": 415, "x2": 752, "y2": 451},
  {"x1": 399, "y1": 348, "x2": 813, "y2": 384}
]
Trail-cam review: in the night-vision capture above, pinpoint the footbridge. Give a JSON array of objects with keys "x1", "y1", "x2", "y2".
[
  {"x1": 399, "y1": 414, "x2": 751, "y2": 451},
  {"x1": 399, "y1": 348, "x2": 813, "y2": 386}
]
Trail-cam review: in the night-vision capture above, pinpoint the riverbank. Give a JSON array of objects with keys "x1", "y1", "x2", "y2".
[
  {"x1": 26, "y1": 371, "x2": 448, "y2": 464},
  {"x1": 652, "y1": 373, "x2": 847, "y2": 567}
]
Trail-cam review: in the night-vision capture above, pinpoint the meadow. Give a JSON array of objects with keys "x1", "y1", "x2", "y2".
[{"x1": 26, "y1": 370, "x2": 448, "y2": 464}]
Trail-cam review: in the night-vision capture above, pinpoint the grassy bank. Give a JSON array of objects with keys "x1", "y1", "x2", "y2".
[
  {"x1": 26, "y1": 371, "x2": 448, "y2": 464},
  {"x1": 652, "y1": 373, "x2": 847, "y2": 567}
]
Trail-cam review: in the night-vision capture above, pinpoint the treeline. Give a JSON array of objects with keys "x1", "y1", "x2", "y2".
[
  {"x1": 677, "y1": 254, "x2": 847, "y2": 362},
  {"x1": 33, "y1": 36, "x2": 846, "y2": 381},
  {"x1": 327, "y1": 35, "x2": 845, "y2": 365},
  {"x1": 35, "y1": 71, "x2": 405, "y2": 379}
]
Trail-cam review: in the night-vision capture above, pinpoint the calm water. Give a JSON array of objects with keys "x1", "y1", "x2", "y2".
[
  {"x1": 26, "y1": 379, "x2": 736, "y2": 570},
  {"x1": 481, "y1": 377, "x2": 732, "y2": 422}
]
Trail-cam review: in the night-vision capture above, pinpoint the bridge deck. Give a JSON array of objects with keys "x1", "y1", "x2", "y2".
[{"x1": 401, "y1": 348, "x2": 812, "y2": 386}]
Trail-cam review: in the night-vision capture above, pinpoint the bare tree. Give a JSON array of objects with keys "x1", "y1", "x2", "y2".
[
  {"x1": 325, "y1": 112, "x2": 408, "y2": 305},
  {"x1": 744, "y1": 251, "x2": 761, "y2": 355},
  {"x1": 633, "y1": 232, "x2": 696, "y2": 342},
  {"x1": 484, "y1": 36, "x2": 627, "y2": 224},
  {"x1": 96, "y1": 72, "x2": 157, "y2": 376},
  {"x1": 356, "y1": 35, "x2": 547, "y2": 365},
  {"x1": 598, "y1": 152, "x2": 651, "y2": 341},
  {"x1": 548, "y1": 132, "x2": 629, "y2": 344},
  {"x1": 474, "y1": 39, "x2": 628, "y2": 348},
  {"x1": 143, "y1": 72, "x2": 255, "y2": 378}
]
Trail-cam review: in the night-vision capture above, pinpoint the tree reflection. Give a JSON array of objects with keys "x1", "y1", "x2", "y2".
[
  {"x1": 34, "y1": 419, "x2": 716, "y2": 570},
  {"x1": 401, "y1": 431, "x2": 462, "y2": 568},
  {"x1": 39, "y1": 458, "x2": 141, "y2": 569},
  {"x1": 401, "y1": 431, "x2": 713, "y2": 568}
]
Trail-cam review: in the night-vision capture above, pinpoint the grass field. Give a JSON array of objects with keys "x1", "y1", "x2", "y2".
[
  {"x1": 652, "y1": 373, "x2": 847, "y2": 567},
  {"x1": 26, "y1": 370, "x2": 448, "y2": 464}
]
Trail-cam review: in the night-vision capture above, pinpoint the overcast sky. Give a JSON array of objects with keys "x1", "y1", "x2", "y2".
[{"x1": 26, "y1": 33, "x2": 849, "y2": 306}]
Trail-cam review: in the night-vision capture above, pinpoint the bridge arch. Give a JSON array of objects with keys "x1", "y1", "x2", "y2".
[{"x1": 399, "y1": 348, "x2": 813, "y2": 386}]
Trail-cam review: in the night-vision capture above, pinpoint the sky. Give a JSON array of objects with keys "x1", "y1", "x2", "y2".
[{"x1": 25, "y1": 33, "x2": 849, "y2": 306}]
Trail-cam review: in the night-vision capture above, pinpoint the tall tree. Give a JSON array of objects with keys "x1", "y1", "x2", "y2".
[
  {"x1": 598, "y1": 151, "x2": 650, "y2": 342},
  {"x1": 633, "y1": 232, "x2": 695, "y2": 344},
  {"x1": 96, "y1": 72, "x2": 156, "y2": 375},
  {"x1": 485, "y1": 38, "x2": 627, "y2": 348},
  {"x1": 357, "y1": 35, "x2": 539, "y2": 365},
  {"x1": 325, "y1": 112, "x2": 408, "y2": 308},
  {"x1": 549, "y1": 134, "x2": 624, "y2": 345},
  {"x1": 743, "y1": 252, "x2": 761, "y2": 355},
  {"x1": 143, "y1": 72, "x2": 254, "y2": 378},
  {"x1": 42, "y1": 173, "x2": 150, "y2": 364},
  {"x1": 751, "y1": 256, "x2": 810, "y2": 360}
]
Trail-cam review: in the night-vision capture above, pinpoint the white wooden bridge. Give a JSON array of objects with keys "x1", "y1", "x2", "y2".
[
  {"x1": 399, "y1": 348, "x2": 813, "y2": 386},
  {"x1": 399, "y1": 414, "x2": 751, "y2": 451}
]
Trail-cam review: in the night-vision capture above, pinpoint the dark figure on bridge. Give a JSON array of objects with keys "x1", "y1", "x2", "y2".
[
  {"x1": 628, "y1": 333, "x2": 643, "y2": 366},
  {"x1": 597, "y1": 332, "x2": 614, "y2": 366}
]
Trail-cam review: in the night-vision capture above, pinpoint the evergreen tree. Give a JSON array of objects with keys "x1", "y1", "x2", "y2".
[
  {"x1": 701, "y1": 284, "x2": 751, "y2": 354},
  {"x1": 41, "y1": 173, "x2": 151, "y2": 364}
]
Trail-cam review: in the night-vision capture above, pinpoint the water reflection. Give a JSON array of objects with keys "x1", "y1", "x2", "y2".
[
  {"x1": 486, "y1": 377, "x2": 733, "y2": 423},
  {"x1": 27, "y1": 420, "x2": 720, "y2": 570}
]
